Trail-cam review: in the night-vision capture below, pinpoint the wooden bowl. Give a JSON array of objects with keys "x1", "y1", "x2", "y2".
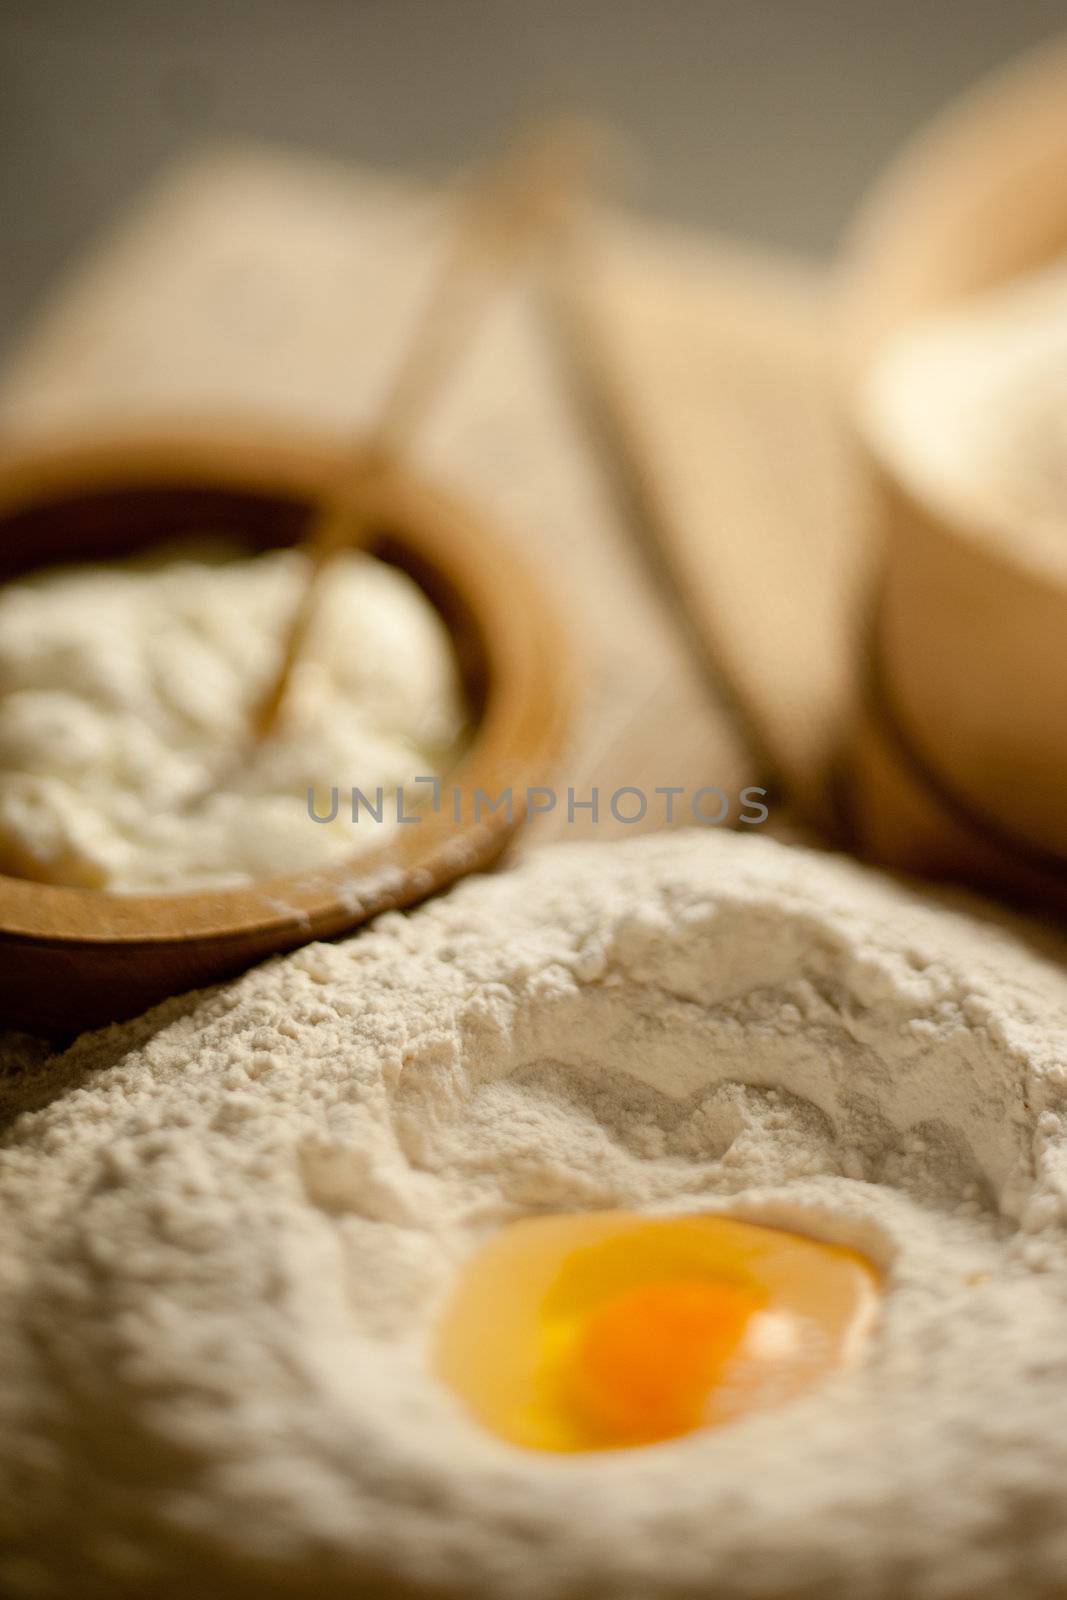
[
  {"x1": 840, "y1": 40, "x2": 1067, "y2": 909},
  {"x1": 0, "y1": 426, "x2": 573, "y2": 1034}
]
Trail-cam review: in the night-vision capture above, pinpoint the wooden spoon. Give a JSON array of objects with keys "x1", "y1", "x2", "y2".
[{"x1": 249, "y1": 120, "x2": 594, "y2": 745}]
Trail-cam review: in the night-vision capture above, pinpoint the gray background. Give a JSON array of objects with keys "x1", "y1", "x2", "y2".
[{"x1": 2, "y1": 0, "x2": 1066, "y2": 358}]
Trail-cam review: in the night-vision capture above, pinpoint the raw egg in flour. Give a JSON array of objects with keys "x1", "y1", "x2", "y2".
[{"x1": 435, "y1": 1212, "x2": 879, "y2": 1452}]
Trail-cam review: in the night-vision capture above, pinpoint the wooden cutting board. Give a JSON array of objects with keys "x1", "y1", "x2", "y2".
[{"x1": 554, "y1": 214, "x2": 875, "y2": 832}]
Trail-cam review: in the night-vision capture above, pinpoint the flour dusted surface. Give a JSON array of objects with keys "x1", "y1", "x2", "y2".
[
  {"x1": 0, "y1": 545, "x2": 465, "y2": 891},
  {"x1": 3, "y1": 831, "x2": 1067, "y2": 1600}
]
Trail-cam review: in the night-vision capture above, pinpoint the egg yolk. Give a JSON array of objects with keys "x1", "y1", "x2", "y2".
[
  {"x1": 566, "y1": 1277, "x2": 756, "y2": 1443},
  {"x1": 434, "y1": 1212, "x2": 879, "y2": 1453}
]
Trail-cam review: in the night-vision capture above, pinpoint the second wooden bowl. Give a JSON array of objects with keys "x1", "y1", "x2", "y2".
[
  {"x1": 841, "y1": 39, "x2": 1067, "y2": 908},
  {"x1": 0, "y1": 426, "x2": 573, "y2": 1034}
]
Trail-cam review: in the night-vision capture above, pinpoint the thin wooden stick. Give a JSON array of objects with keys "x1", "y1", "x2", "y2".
[{"x1": 250, "y1": 120, "x2": 596, "y2": 743}]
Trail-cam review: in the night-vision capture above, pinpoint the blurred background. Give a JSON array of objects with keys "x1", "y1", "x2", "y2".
[
  {"x1": 4, "y1": 0, "x2": 1067, "y2": 917},
  {"x1": 3, "y1": 0, "x2": 1067, "y2": 361}
]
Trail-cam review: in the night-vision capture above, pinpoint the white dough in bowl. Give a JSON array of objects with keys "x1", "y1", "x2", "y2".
[
  {"x1": 0, "y1": 544, "x2": 466, "y2": 891},
  {"x1": 3, "y1": 831, "x2": 1067, "y2": 1599}
]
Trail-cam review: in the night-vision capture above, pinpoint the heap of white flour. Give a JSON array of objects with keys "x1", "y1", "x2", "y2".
[
  {"x1": 864, "y1": 257, "x2": 1067, "y2": 576},
  {"x1": 3, "y1": 830, "x2": 1067, "y2": 1600},
  {"x1": 0, "y1": 545, "x2": 465, "y2": 891}
]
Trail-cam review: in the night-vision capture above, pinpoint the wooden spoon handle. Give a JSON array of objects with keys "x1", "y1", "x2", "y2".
[{"x1": 252, "y1": 121, "x2": 595, "y2": 743}]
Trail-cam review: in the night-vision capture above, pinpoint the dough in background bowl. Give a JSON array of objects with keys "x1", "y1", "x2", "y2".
[
  {"x1": 0, "y1": 544, "x2": 465, "y2": 891},
  {"x1": 3, "y1": 831, "x2": 1067, "y2": 1600}
]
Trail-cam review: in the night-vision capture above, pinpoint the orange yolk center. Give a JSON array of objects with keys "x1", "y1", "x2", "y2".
[{"x1": 565, "y1": 1278, "x2": 757, "y2": 1444}]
